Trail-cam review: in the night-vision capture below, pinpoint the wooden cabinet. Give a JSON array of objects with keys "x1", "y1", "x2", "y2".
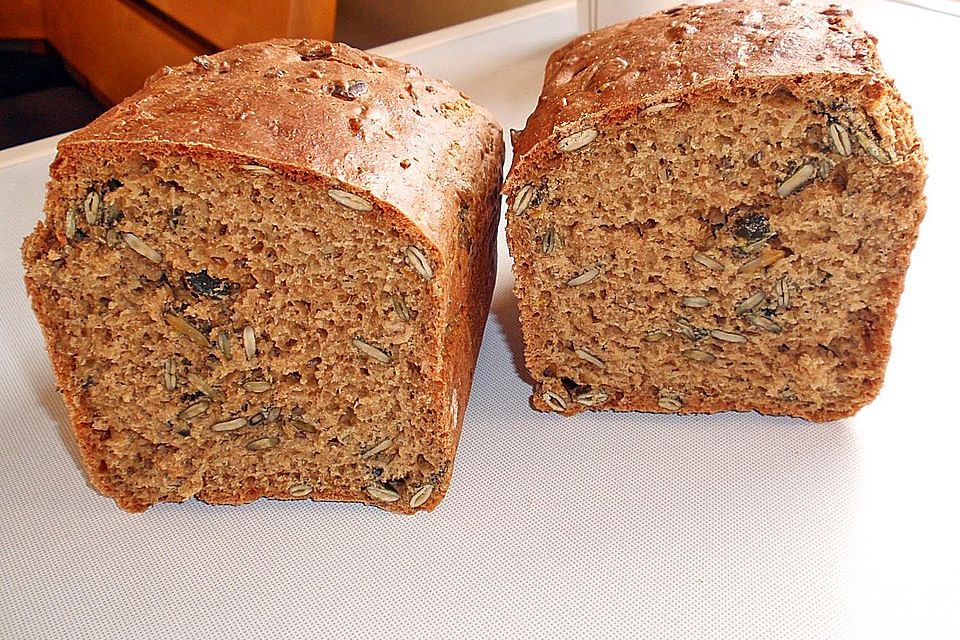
[
  {"x1": 148, "y1": 0, "x2": 336, "y2": 50},
  {"x1": 42, "y1": 0, "x2": 201, "y2": 105},
  {"x1": 36, "y1": 0, "x2": 336, "y2": 105},
  {"x1": 0, "y1": 0, "x2": 44, "y2": 39}
]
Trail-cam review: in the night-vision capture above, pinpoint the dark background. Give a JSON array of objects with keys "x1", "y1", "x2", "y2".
[{"x1": 0, "y1": 43, "x2": 103, "y2": 149}]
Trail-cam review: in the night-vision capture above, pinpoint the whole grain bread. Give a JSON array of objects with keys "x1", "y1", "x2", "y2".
[
  {"x1": 22, "y1": 39, "x2": 504, "y2": 512},
  {"x1": 505, "y1": 0, "x2": 926, "y2": 421}
]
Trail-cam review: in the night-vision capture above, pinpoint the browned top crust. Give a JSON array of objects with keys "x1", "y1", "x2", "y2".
[
  {"x1": 58, "y1": 39, "x2": 503, "y2": 252},
  {"x1": 508, "y1": 0, "x2": 886, "y2": 185}
]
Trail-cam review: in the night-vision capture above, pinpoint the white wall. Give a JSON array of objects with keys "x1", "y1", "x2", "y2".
[{"x1": 335, "y1": 0, "x2": 538, "y2": 48}]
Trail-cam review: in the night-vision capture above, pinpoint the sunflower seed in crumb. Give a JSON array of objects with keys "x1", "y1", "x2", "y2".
[
  {"x1": 828, "y1": 122, "x2": 853, "y2": 156},
  {"x1": 187, "y1": 372, "x2": 218, "y2": 398},
  {"x1": 353, "y1": 338, "x2": 391, "y2": 363},
  {"x1": 676, "y1": 318, "x2": 708, "y2": 342},
  {"x1": 575, "y1": 388, "x2": 608, "y2": 406},
  {"x1": 644, "y1": 331, "x2": 668, "y2": 342},
  {"x1": 366, "y1": 484, "x2": 400, "y2": 502},
  {"x1": 574, "y1": 347, "x2": 606, "y2": 369},
  {"x1": 246, "y1": 436, "x2": 280, "y2": 452},
  {"x1": 641, "y1": 101, "x2": 680, "y2": 115},
  {"x1": 692, "y1": 253, "x2": 725, "y2": 272},
  {"x1": 240, "y1": 164, "x2": 277, "y2": 176},
  {"x1": 818, "y1": 158, "x2": 833, "y2": 179},
  {"x1": 360, "y1": 438, "x2": 393, "y2": 460},
  {"x1": 163, "y1": 357, "x2": 177, "y2": 391},
  {"x1": 746, "y1": 314, "x2": 783, "y2": 333},
  {"x1": 264, "y1": 406, "x2": 281, "y2": 423},
  {"x1": 328, "y1": 188, "x2": 373, "y2": 211},
  {"x1": 682, "y1": 296, "x2": 711, "y2": 308},
  {"x1": 657, "y1": 394, "x2": 683, "y2": 411},
  {"x1": 675, "y1": 320, "x2": 695, "y2": 341},
  {"x1": 739, "y1": 249, "x2": 785, "y2": 274},
  {"x1": 740, "y1": 233, "x2": 776, "y2": 256},
  {"x1": 710, "y1": 329, "x2": 748, "y2": 343},
  {"x1": 211, "y1": 417, "x2": 248, "y2": 432},
  {"x1": 566, "y1": 266, "x2": 601, "y2": 287},
  {"x1": 409, "y1": 484, "x2": 434, "y2": 508},
  {"x1": 242, "y1": 325, "x2": 256, "y2": 359},
  {"x1": 83, "y1": 191, "x2": 101, "y2": 225},
  {"x1": 164, "y1": 313, "x2": 211, "y2": 348},
  {"x1": 65, "y1": 208, "x2": 77, "y2": 240},
  {"x1": 291, "y1": 418, "x2": 318, "y2": 433},
  {"x1": 242, "y1": 380, "x2": 272, "y2": 393},
  {"x1": 558, "y1": 128, "x2": 598, "y2": 152},
  {"x1": 776, "y1": 163, "x2": 816, "y2": 198},
  {"x1": 405, "y1": 246, "x2": 433, "y2": 280},
  {"x1": 121, "y1": 232, "x2": 163, "y2": 262},
  {"x1": 735, "y1": 291, "x2": 766, "y2": 315},
  {"x1": 249, "y1": 412, "x2": 265, "y2": 427},
  {"x1": 542, "y1": 390, "x2": 567, "y2": 412},
  {"x1": 514, "y1": 184, "x2": 535, "y2": 214},
  {"x1": 217, "y1": 331, "x2": 232, "y2": 360},
  {"x1": 105, "y1": 229, "x2": 121, "y2": 248},
  {"x1": 774, "y1": 276, "x2": 792, "y2": 308},
  {"x1": 854, "y1": 130, "x2": 893, "y2": 163},
  {"x1": 683, "y1": 349, "x2": 717, "y2": 363},
  {"x1": 391, "y1": 295, "x2": 411, "y2": 321},
  {"x1": 288, "y1": 483, "x2": 313, "y2": 498},
  {"x1": 542, "y1": 225, "x2": 562, "y2": 255},
  {"x1": 177, "y1": 401, "x2": 210, "y2": 420}
]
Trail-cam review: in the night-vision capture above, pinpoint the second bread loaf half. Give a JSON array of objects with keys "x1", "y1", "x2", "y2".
[
  {"x1": 505, "y1": 0, "x2": 926, "y2": 421},
  {"x1": 23, "y1": 40, "x2": 504, "y2": 512}
]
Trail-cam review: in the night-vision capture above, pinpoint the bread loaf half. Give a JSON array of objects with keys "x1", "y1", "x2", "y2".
[
  {"x1": 22, "y1": 40, "x2": 503, "y2": 512},
  {"x1": 505, "y1": 0, "x2": 926, "y2": 421}
]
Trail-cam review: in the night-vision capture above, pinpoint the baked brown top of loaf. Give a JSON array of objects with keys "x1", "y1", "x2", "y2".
[
  {"x1": 509, "y1": 0, "x2": 889, "y2": 179},
  {"x1": 64, "y1": 39, "x2": 499, "y2": 254}
]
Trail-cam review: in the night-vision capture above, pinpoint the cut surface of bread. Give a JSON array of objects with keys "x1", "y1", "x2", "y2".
[
  {"x1": 23, "y1": 40, "x2": 503, "y2": 512},
  {"x1": 505, "y1": 1, "x2": 926, "y2": 421}
]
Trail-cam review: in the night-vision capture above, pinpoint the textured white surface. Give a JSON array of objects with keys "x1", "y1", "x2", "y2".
[{"x1": 1, "y1": 2, "x2": 959, "y2": 638}]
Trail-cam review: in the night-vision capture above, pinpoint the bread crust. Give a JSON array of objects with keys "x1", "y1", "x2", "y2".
[
  {"x1": 505, "y1": 0, "x2": 927, "y2": 422},
  {"x1": 507, "y1": 0, "x2": 887, "y2": 187},
  {"x1": 23, "y1": 39, "x2": 503, "y2": 512}
]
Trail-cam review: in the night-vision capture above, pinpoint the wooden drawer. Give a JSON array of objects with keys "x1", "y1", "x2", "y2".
[
  {"x1": 43, "y1": 0, "x2": 203, "y2": 104},
  {"x1": 0, "y1": 0, "x2": 44, "y2": 39},
  {"x1": 41, "y1": 0, "x2": 336, "y2": 105},
  {"x1": 148, "y1": 0, "x2": 336, "y2": 50}
]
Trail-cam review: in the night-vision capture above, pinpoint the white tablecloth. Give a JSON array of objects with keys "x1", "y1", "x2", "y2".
[{"x1": 1, "y1": 1, "x2": 958, "y2": 638}]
